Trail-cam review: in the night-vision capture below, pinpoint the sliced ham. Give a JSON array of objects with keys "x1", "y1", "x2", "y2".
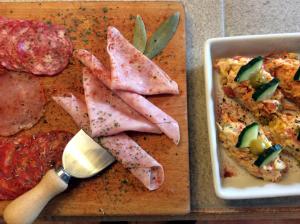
[
  {"x1": 116, "y1": 92, "x2": 180, "y2": 144},
  {"x1": 52, "y1": 93, "x2": 90, "y2": 134},
  {"x1": 53, "y1": 92, "x2": 164, "y2": 190},
  {"x1": 107, "y1": 26, "x2": 179, "y2": 95},
  {"x1": 73, "y1": 49, "x2": 111, "y2": 87},
  {"x1": 74, "y1": 49, "x2": 180, "y2": 144},
  {"x1": 0, "y1": 69, "x2": 45, "y2": 136},
  {"x1": 100, "y1": 134, "x2": 164, "y2": 190},
  {"x1": 82, "y1": 68, "x2": 161, "y2": 137}
]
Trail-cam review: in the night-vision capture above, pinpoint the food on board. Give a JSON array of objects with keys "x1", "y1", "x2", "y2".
[
  {"x1": 53, "y1": 93, "x2": 165, "y2": 190},
  {"x1": 82, "y1": 68, "x2": 161, "y2": 136},
  {"x1": 107, "y1": 26, "x2": 179, "y2": 95},
  {"x1": 74, "y1": 49, "x2": 180, "y2": 144}
]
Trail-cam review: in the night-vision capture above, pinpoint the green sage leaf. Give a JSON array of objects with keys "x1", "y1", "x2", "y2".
[
  {"x1": 144, "y1": 11, "x2": 180, "y2": 59},
  {"x1": 133, "y1": 15, "x2": 147, "y2": 53}
]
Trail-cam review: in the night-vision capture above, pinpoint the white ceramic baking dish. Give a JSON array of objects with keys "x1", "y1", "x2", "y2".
[{"x1": 204, "y1": 33, "x2": 300, "y2": 199}]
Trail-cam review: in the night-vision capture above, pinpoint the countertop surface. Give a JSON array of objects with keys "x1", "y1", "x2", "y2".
[{"x1": 4, "y1": 0, "x2": 300, "y2": 222}]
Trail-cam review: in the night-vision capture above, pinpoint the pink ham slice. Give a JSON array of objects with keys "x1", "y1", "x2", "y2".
[
  {"x1": 52, "y1": 93, "x2": 91, "y2": 134},
  {"x1": 116, "y1": 92, "x2": 180, "y2": 144},
  {"x1": 0, "y1": 69, "x2": 45, "y2": 136},
  {"x1": 100, "y1": 134, "x2": 164, "y2": 190},
  {"x1": 107, "y1": 26, "x2": 179, "y2": 95},
  {"x1": 74, "y1": 49, "x2": 180, "y2": 144},
  {"x1": 52, "y1": 93, "x2": 90, "y2": 134},
  {"x1": 82, "y1": 68, "x2": 161, "y2": 137},
  {"x1": 52, "y1": 92, "x2": 164, "y2": 190}
]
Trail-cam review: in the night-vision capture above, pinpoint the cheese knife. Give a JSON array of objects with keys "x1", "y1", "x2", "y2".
[{"x1": 3, "y1": 129, "x2": 115, "y2": 224}]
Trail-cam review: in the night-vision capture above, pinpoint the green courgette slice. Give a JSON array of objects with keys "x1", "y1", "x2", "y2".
[
  {"x1": 252, "y1": 78, "x2": 280, "y2": 101},
  {"x1": 254, "y1": 144, "x2": 282, "y2": 167},
  {"x1": 236, "y1": 122, "x2": 259, "y2": 148},
  {"x1": 293, "y1": 66, "x2": 300, "y2": 81},
  {"x1": 234, "y1": 56, "x2": 263, "y2": 82}
]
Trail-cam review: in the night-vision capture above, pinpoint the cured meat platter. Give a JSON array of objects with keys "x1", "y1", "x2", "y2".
[{"x1": 0, "y1": 1, "x2": 189, "y2": 217}]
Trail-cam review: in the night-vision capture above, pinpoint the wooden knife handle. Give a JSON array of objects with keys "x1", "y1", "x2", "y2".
[{"x1": 3, "y1": 169, "x2": 68, "y2": 224}]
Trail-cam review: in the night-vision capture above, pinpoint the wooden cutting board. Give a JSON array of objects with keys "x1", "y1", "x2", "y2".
[{"x1": 0, "y1": 1, "x2": 189, "y2": 217}]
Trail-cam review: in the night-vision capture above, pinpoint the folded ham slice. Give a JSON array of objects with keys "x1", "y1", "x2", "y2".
[
  {"x1": 74, "y1": 49, "x2": 180, "y2": 144},
  {"x1": 116, "y1": 92, "x2": 180, "y2": 144},
  {"x1": 52, "y1": 93, "x2": 90, "y2": 134},
  {"x1": 0, "y1": 69, "x2": 45, "y2": 136},
  {"x1": 82, "y1": 68, "x2": 161, "y2": 137},
  {"x1": 100, "y1": 134, "x2": 164, "y2": 190},
  {"x1": 107, "y1": 26, "x2": 179, "y2": 95},
  {"x1": 52, "y1": 93, "x2": 164, "y2": 190}
]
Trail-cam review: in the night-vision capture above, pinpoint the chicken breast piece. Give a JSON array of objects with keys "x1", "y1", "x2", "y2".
[
  {"x1": 214, "y1": 57, "x2": 283, "y2": 121},
  {"x1": 218, "y1": 122, "x2": 287, "y2": 182},
  {"x1": 264, "y1": 54, "x2": 300, "y2": 106},
  {"x1": 262, "y1": 112, "x2": 300, "y2": 161}
]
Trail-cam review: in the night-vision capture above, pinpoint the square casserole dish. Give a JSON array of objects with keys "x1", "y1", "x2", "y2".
[{"x1": 204, "y1": 33, "x2": 300, "y2": 199}]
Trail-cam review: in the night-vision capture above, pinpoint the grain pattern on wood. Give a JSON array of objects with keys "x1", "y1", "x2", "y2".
[{"x1": 0, "y1": 1, "x2": 189, "y2": 216}]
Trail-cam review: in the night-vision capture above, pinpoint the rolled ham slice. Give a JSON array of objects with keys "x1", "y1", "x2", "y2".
[
  {"x1": 100, "y1": 134, "x2": 164, "y2": 190},
  {"x1": 52, "y1": 93, "x2": 164, "y2": 190},
  {"x1": 83, "y1": 68, "x2": 161, "y2": 137},
  {"x1": 107, "y1": 26, "x2": 179, "y2": 95},
  {"x1": 74, "y1": 49, "x2": 180, "y2": 144}
]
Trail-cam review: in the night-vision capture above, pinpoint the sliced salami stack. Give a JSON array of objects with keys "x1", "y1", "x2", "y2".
[
  {"x1": 0, "y1": 17, "x2": 72, "y2": 75},
  {"x1": 0, "y1": 131, "x2": 73, "y2": 200}
]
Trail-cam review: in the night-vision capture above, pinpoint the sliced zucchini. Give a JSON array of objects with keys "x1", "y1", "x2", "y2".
[
  {"x1": 254, "y1": 144, "x2": 282, "y2": 167},
  {"x1": 252, "y1": 78, "x2": 280, "y2": 101},
  {"x1": 293, "y1": 66, "x2": 300, "y2": 81},
  {"x1": 234, "y1": 56, "x2": 263, "y2": 82},
  {"x1": 236, "y1": 122, "x2": 259, "y2": 148}
]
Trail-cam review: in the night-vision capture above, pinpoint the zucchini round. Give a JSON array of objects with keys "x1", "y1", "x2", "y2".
[
  {"x1": 252, "y1": 78, "x2": 280, "y2": 101},
  {"x1": 254, "y1": 144, "x2": 282, "y2": 167},
  {"x1": 236, "y1": 122, "x2": 259, "y2": 148},
  {"x1": 234, "y1": 56, "x2": 263, "y2": 82},
  {"x1": 293, "y1": 66, "x2": 300, "y2": 81}
]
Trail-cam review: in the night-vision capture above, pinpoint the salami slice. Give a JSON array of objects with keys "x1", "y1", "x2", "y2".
[
  {"x1": 0, "y1": 20, "x2": 21, "y2": 70},
  {"x1": 52, "y1": 95, "x2": 164, "y2": 190},
  {"x1": 74, "y1": 49, "x2": 180, "y2": 144},
  {"x1": 107, "y1": 26, "x2": 179, "y2": 95},
  {"x1": 0, "y1": 69, "x2": 45, "y2": 136},
  {"x1": 0, "y1": 17, "x2": 72, "y2": 75},
  {"x1": 82, "y1": 68, "x2": 161, "y2": 137},
  {"x1": 0, "y1": 131, "x2": 72, "y2": 200}
]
